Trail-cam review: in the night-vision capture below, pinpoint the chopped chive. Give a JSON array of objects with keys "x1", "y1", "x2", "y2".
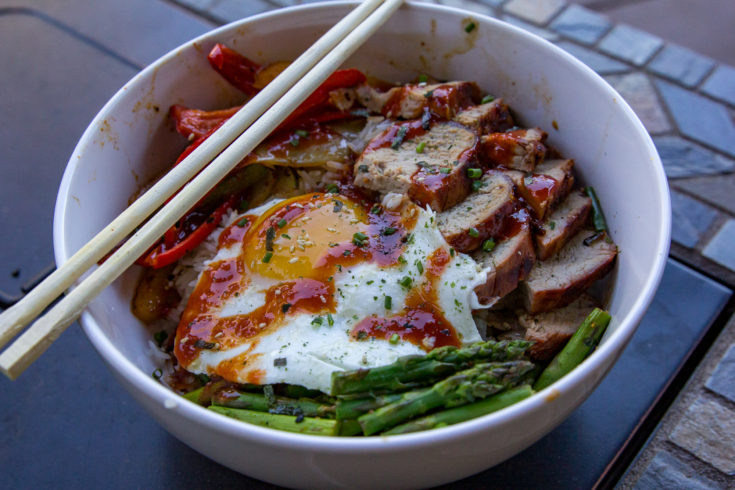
[
  {"x1": 398, "y1": 276, "x2": 413, "y2": 289},
  {"x1": 384, "y1": 295, "x2": 392, "y2": 309},
  {"x1": 311, "y1": 316, "x2": 323, "y2": 326},
  {"x1": 382, "y1": 227, "x2": 397, "y2": 236},
  {"x1": 236, "y1": 217, "x2": 249, "y2": 227},
  {"x1": 482, "y1": 238, "x2": 496, "y2": 252},
  {"x1": 262, "y1": 251, "x2": 273, "y2": 263},
  {"x1": 281, "y1": 303, "x2": 292, "y2": 313},
  {"x1": 295, "y1": 129, "x2": 309, "y2": 137},
  {"x1": 327, "y1": 313, "x2": 334, "y2": 326},
  {"x1": 481, "y1": 94, "x2": 495, "y2": 104},
  {"x1": 467, "y1": 168, "x2": 482, "y2": 179},
  {"x1": 469, "y1": 227, "x2": 479, "y2": 238},
  {"x1": 281, "y1": 233, "x2": 291, "y2": 239},
  {"x1": 449, "y1": 247, "x2": 455, "y2": 257},
  {"x1": 439, "y1": 167, "x2": 451, "y2": 174},
  {"x1": 472, "y1": 180, "x2": 485, "y2": 191},
  {"x1": 391, "y1": 126, "x2": 408, "y2": 150},
  {"x1": 152, "y1": 369, "x2": 163, "y2": 380},
  {"x1": 398, "y1": 255, "x2": 407, "y2": 265},
  {"x1": 423, "y1": 89, "x2": 434, "y2": 99},
  {"x1": 370, "y1": 204, "x2": 382, "y2": 214},
  {"x1": 326, "y1": 183, "x2": 339, "y2": 194},
  {"x1": 352, "y1": 232, "x2": 368, "y2": 246},
  {"x1": 418, "y1": 74, "x2": 428, "y2": 83},
  {"x1": 464, "y1": 21, "x2": 476, "y2": 33},
  {"x1": 548, "y1": 221, "x2": 556, "y2": 230},
  {"x1": 416, "y1": 141, "x2": 426, "y2": 153},
  {"x1": 356, "y1": 331, "x2": 368, "y2": 340},
  {"x1": 389, "y1": 333, "x2": 400, "y2": 344},
  {"x1": 415, "y1": 260, "x2": 424, "y2": 274},
  {"x1": 277, "y1": 218, "x2": 287, "y2": 228}
]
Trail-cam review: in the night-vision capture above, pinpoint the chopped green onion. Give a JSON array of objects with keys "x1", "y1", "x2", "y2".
[
  {"x1": 472, "y1": 180, "x2": 485, "y2": 191},
  {"x1": 415, "y1": 260, "x2": 424, "y2": 274},
  {"x1": 439, "y1": 167, "x2": 451, "y2": 174},
  {"x1": 327, "y1": 313, "x2": 334, "y2": 326},
  {"x1": 370, "y1": 204, "x2": 382, "y2": 215},
  {"x1": 464, "y1": 22, "x2": 476, "y2": 33},
  {"x1": 263, "y1": 251, "x2": 273, "y2": 263},
  {"x1": 418, "y1": 74, "x2": 428, "y2": 83},
  {"x1": 152, "y1": 369, "x2": 163, "y2": 380},
  {"x1": 468, "y1": 227, "x2": 479, "y2": 238},
  {"x1": 382, "y1": 227, "x2": 397, "y2": 236},
  {"x1": 281, "y1": 233, "x2": 291, "y2": 239},
  {"x1": 391, "y1": 126, "x2": 408, "y2": 149},
  {"x1": 398, "y1": 276, "x2": 413, "y2": 289},
  {"x1": 585, "y1": 186, "x2": 608, "y2": 232},
  {"x1": 326, "y1": 183, "x2": 339, "y2": 193},
  {"x1": 397, "y1": 255, "x2": 407, "y2": 265},
  {"x1": 416, "y1": 141, "x2": 426, "y2": 153},
  {"x1": 277, "y1": 218, "x2": 287, "y2": 228},
  {"x1": 236, "y1": 217, "x2": 249, "y2": 227},
  {"x1": 289, "y1": 136, "x2": 300, "y2": 147},
  {"x1": 481, "y1": 94, "x2": 495, "y2": 104},
  {"x1": 389, "y1": 333, "x2": 400, "y2": 344},
  {"x1": 482, "y1": 238, "x2": 496, "y2": 252},
  {"x1": 352, "y1": 232, "x2": 368, "y2": 246},
  {"x1": 449, "y1": 248, "x2": 455, "y2": 257},
  {"x1": 384, "y1": 295, "x2": 392, "y2": 309},
  {"x1": 311, "y1": 316, "x2": 323, "y2": 326},
  {"x1": 548, "y1": 221, "x2": 556, "y2": 230},
  {"x1": 467, "y1": 168, "x2": 482, "y2": 179},
  {"x1": 295, "y1": 129, "x2": 309, "y2": 137},
  {"x1": 424, "y1": 89, "x2": 434, "y2": 99}
]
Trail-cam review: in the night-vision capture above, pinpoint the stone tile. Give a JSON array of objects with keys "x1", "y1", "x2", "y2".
[
  {"x1": 503, "y1": 0, "x2": 566, "y2": 25},
  {"x1": 655, "y1": 79, "x2": 735, "y2": 158},
  {"x1": 673, "y1": 173, "x2": 735, "y2": 215},
  {"x1": 669, "y1": 190, "x2": 717, "y2": 248},
  {"x1": 649, "y1": 44, "x2": 716, "y2": 88},
  {"x1": 702, "y1": 65, "x2": 735, "y2": 107},
  {"x1": 669, "y1": 396, "x2": 735, "y2": 475},
  {"x1": 501, "y1": 15, "x2": 558, "y2": 41},
  {"x1": 549, "y1": 4, "x2": 610, "y2": 45},
  {"x1": 598, "y1": 24, "x2": 663, "y2": 66},
  {"x1": 605, "y1": 72, "x2": 670, "y2": 134},
  {"x1": 555, "y1": 41, "x2": 628, "y2": 75},
  {"x1": 703, "y1": 220, "x2": 735, "y2": 272},
  {"x1": 633, "y1": 451, "x2": 721, "y2": 490},
  {"x1": 207, "y1": 0, "x2": 273, "y2": 23},
  {"x1": 654, "y1": 136, "x2": 735, "y2": 178},
  {"x1": 706, "y1": 344, "x2": 735, "y2": 404},
  {"x1": 438, "y1": 0, "x2": 495, "y2": 16}
]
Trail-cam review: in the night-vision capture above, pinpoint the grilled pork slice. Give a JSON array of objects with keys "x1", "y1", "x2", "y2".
[
  {"x1": 521, "y1": 229, "x2": 617, "y2": 314},
  {"x1": 517, "y1": 294, "x2": 599, "y2": 360},
  {"x1": 354, "y1": 121, "x2": 478, "y2": 211},
  {"x1": 452, "y1": 99, "x2": 514, "y2": 134},
  {"x1": 535, "y1": 190, "x2": 592, "y2": 260},
  {"x1": 502, "y1": 159, "x2": 575, "y2": 220},
  {"x1": 473, "y1": 222, "x2": 536, "y2": 305},
  {"x1": 481, "y1": 128, "x2": 547, "y2": 172},
  {"x1": 437, "y1": 172, "x2": 516, "y2": 253},
  {"x1": 356, "y1": 81, "x2": 480, "y2": 120}
]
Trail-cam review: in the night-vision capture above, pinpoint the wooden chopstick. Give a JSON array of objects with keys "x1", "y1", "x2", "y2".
[{"x1": 0, "y1": 0, "x2": 404, "y2": 379}]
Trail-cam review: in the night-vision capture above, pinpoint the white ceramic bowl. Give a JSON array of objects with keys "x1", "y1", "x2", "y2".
[{"x1": 53, "y1": 2, "x2": 670, "y2": 488}]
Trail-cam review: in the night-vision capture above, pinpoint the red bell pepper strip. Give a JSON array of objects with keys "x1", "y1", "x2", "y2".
[
  {"x1": 277, "y1": 68, "x2": 366, "y2": 130},
  {"x1": 170, "y1": 104, "x2": 241, "y2": 140},
  {"x1": 207, "y1": 43, "x2": 261, "y2": 96},
  {"x1": 139, "y1": 196, "x2": 235, "y2": 269}
]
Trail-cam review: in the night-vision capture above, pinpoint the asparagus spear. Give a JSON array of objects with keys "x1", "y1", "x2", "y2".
[
  {"x1": 358, "y1": 361, "x2": 536, "y2": 435},
  {"x1": 331, "y1": 339, "x2": 531, "y2": 395},
  {"x1": 384, "y1": 384, "x2": 534, "y2": 435},
  {"x1": 534, "y1": 308, "x2": 612, "y2": 391},
  {"x1": 212, "y1": 388, "x2": 335, "y2": 418},
  {"x1": 209, "y1": 406, "x2": 338, "y2": 436},
  {"x1": 336, "y1": 392, "x2": 408, "y2": 420},
  {"x1": 337, "y1": 419, "x2": 363, "y2": 436},
  {"x1": 183, "y1": 387, "x2": 206, "y2": 405}
]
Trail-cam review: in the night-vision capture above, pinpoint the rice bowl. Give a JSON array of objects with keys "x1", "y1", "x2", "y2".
[{"x1": 53, "y1": 2, "x2": 670, "y2": 487}]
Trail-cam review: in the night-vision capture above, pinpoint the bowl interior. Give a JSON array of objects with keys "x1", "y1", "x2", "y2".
[{"x1": 54, "y1": 0, "x2": 669, "y2": 467}]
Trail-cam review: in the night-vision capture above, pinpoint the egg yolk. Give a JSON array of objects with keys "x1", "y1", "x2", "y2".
[{"x1": 243, "y1": 193, "x2": 368, "y2": 280}]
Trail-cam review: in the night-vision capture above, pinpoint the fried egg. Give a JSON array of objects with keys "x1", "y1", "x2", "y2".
[{"x1": 174, "y1": 191, "x2": 486, "y2": 393}]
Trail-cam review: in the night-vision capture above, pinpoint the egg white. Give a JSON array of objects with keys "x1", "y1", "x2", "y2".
[{"x1": 184, "y1": 198, "x2": 487, "y2": 394}]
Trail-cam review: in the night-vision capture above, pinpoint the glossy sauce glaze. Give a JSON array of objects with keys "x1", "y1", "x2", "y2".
[{"x1": 350, "y1": 247, "x2": 460, "y2": 350}]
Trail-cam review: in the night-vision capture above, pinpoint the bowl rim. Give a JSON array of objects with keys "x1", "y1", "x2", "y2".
[{"x1": 53, "y1": 0, "x2": 671, "y2": 451}]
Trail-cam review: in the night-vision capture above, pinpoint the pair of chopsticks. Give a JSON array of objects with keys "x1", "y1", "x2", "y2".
[{"x1": 0, "y1": 0, "x2": 404, "y2": 380}]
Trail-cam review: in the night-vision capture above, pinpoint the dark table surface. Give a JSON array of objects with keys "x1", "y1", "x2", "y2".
[{"x1": 1, "y1": 1, "x2": 732, "y2": 488}]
